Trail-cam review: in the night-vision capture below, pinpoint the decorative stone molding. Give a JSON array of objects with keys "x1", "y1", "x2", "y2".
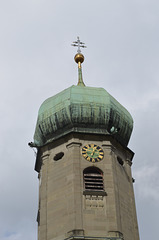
[
  {"x1": 125, "y1": 158, "x2": 132, "y2": 166},
  {"x1": 84, "y1": 194, "x2": 105, "y2": 209},
  {"x1": 66, "y1": 141, "x2": 82, "y2": 149},
  {"x1": 41, "y1": 153, "x2": 50, "y2": 161},
  {"x1": 65, "y1": 236, "x2": 124, "y2": 240},
  {"x1": 108, "y1": 231, "x2": 124, "y2": 239},
  {"x1": 67, "y1": 229, "x2": 84, "y2": 238}
]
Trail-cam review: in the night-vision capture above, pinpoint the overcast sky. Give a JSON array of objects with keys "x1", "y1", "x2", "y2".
[{"x1": 0, "y1": 1, "x2": 159, "y2": 239}]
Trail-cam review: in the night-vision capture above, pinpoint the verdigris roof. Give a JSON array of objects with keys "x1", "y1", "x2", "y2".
[{"x1": 33, "y1": 85, "x2": 133, "y2": 147}]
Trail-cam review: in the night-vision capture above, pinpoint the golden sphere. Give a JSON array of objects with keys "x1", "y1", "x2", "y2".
[{"x1": 74, "y1": 53, "x2": 84, "y2": 64}]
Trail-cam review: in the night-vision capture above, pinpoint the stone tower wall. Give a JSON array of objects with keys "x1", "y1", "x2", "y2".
[{"x1": 37, "y1": 133, "x2": 139, "y2": 240}]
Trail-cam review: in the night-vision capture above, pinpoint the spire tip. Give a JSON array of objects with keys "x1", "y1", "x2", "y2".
[{"x1": 71, "y1": 37, "x2": 86, "y2": 87}]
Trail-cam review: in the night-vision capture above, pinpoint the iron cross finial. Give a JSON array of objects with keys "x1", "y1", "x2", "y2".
[{"x1": 71, "y1": 36, "x2": 87, "y2": 53}]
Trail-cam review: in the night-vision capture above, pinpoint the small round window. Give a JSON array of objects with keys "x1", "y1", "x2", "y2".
[{"x1": 53, "y1": 152, "x2": 64, "y2": 161}]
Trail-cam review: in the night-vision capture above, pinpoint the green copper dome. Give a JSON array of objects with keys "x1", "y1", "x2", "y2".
[{"x1": 33, "y1": 85, "x2": 133, "y2": 147}]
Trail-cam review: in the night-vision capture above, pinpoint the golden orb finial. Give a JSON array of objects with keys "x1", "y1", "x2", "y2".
[
  {"x1": 74, "y1": 53, "x2": 84, "y2": 64},
  {"x1": 71, "y1": 37, "x2": 86, "y2": 86}
]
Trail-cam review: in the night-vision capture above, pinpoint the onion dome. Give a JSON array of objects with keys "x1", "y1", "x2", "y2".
[{"x1": 32, "y1": 37, "x2": 133, "y2": 148}]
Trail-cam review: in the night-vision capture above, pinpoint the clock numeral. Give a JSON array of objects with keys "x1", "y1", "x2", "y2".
[
  {"x1": 82, "y1": 147, "x2": 87, "y2": 150},
  {"x1": 82, "y1": 148, "x2": 87, "y2": 151},
  {"x1": 99, "y1": 152, "x2": 104, "y2": 156},
  {"x1": 82, "y1": 153, "x2": 86, "y2": 156}
]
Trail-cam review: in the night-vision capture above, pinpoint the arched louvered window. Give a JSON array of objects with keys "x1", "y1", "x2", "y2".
[{"x1": 83, "y1": 167, "x2": 104, "y2": 192}]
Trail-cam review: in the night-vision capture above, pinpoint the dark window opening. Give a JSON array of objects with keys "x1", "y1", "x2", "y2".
[
  {"x1": 117, "y1": 157, "x2": 124, "y2": 166},
  {"x1": 54, "y1": 152, "x2": 64, "y2": 161},
  {"x1": 83, "y1": 167, "x2": 104, "y2": 192}
]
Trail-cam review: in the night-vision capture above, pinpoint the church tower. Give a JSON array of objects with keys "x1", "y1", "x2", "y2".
[{"x1": 30, "y1": 38, "x2": 139, "y2": 240}]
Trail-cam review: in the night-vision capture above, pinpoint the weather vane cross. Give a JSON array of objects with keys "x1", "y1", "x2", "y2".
[{"x1": 71, "y1": 36, "x2": 87, "y2": 53}]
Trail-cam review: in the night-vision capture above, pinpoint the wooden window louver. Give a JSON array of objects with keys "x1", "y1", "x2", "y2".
[{"x1": 83, "y1": 167, "x2": 104, "y2": 192}]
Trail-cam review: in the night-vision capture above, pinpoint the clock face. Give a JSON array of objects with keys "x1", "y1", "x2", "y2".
[{"x1": 82, "y1": 144, "x2": 104, "y2": 163}]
